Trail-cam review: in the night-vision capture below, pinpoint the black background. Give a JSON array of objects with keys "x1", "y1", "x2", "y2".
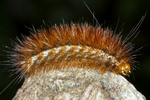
[{"x1": 0, "y1": 0, "x2": 150, "y2": 99}]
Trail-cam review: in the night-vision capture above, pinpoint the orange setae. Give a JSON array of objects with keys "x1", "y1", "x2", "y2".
[{"x1": 11, "y1": 23, "x2": 133, "y2": 78}]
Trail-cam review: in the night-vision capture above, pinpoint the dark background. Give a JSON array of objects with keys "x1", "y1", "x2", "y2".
[{"x1": 0, "y1": 0, "x2": 150, "y2": 99}]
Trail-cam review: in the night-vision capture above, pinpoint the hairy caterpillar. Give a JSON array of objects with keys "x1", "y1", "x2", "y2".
[{"x1": 8, "y1": 22, "x2": 140, "y2": 78}]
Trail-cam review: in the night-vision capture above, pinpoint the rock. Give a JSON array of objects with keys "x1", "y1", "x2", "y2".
[{"x1": 13, "y1": 68, "x2": 146, "y2": 100}]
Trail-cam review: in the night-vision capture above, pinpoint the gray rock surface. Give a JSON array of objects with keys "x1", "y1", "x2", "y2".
[{"x1": 13, "y1": 68, "x2": 146, "y2": 100}]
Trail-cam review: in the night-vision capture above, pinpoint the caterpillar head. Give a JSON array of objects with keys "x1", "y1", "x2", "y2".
[{"x1": 118, "y1": 60, "x2": 131, "y2": 76}]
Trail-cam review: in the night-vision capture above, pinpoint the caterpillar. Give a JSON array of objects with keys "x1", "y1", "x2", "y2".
[
  {"x1": 2, "y1": 11, "x2": 145, "y2": 81},
  {"x1": 9, "y1": 23, "x2": 135, "y2": 78}
]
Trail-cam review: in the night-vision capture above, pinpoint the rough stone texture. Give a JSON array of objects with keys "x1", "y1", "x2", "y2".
[{"x1": 13, "y1": 68, "x2": 146, "y2": 100}]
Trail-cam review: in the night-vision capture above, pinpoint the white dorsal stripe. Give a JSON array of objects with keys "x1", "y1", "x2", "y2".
[{"x1": 27, "y1": 45, "x2": 119, "y2": 67}]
